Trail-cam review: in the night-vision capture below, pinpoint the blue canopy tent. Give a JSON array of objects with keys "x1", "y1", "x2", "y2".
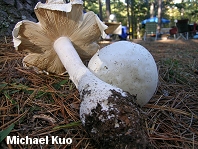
[{"x1": 142, "y1": 17, "x2": 170, "y2": 24}]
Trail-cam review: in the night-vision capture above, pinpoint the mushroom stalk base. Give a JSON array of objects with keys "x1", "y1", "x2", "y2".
[{"x1": 53, "y1": 36, "x2": 148, "y2": 148}]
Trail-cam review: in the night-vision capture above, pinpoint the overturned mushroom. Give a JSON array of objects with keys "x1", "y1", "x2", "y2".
[
  {"x1": 12, "y1": 0, "x2": 148, "y2": 148},
  {"x1": 13, "y1": 0, "x2": 107, "y2": 74},
  {"x1": 88, "y1": 41, "x2": 158, "y2": 106},
  {"x1": 54, "y1": 37, "x2": 148, "y2": 148}
]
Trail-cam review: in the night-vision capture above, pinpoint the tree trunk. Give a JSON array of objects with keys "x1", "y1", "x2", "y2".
[
  {"x1": 157, "y1": 0, "x2": 162, "y2": 34},
  {"x1": 127, "y1": 0, "x2": 131, "y2": 39},
  {"x1": 131, "y1": 0, "x2": 134, "y2": 39},
  {"x1": 83, "y1": 0, "x2": 85, "y2": 7},
  {"x1": 98, "y1": 0, "x2": 103, "y2": 21},
  {"x1": 106, "y1": 0, "x2": 111, "y2": 21},
  {"x1": 150, "y1": 2, "x2": 155, "y2": 18}
]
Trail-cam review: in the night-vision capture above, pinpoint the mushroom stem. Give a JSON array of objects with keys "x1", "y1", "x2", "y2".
[
  {"x1": 53, "y1": 36, "x2": 148, "y2": 148},
  {"x1": 53, "y1": 36, "x2": 120, "y2": 95},
  {"x1": 53, "y1": 36, "x2": 88, "y2": 87},
  {"x1": 53, "y1": 36, "x2": 124, "y2": 118}
]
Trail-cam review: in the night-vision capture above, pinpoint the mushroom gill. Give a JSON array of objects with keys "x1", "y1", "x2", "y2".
[{"x1": 13, "y1": 1, "x2": 107, "y2": 74}]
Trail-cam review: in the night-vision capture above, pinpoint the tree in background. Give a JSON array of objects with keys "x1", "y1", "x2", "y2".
[
  {"x1": 83, "y1": 0, "x2": 100, "y2": 15},
  {"x1": 126, "y1": 0, "x2": 150, "y2": 38},
  {"x1": 83, "y1": 0, "x2": 198, "y2": 39},
  {"x1": 150, "y1": 1, "x2": 155, "y2": 17},
  {"x1": 106, "y1": 0, "x2": 111, "y2": 21},
  {"x1": 98, "y1": 0, "x2": 103, "y2": 20},
  {"x1": 157, "y1": 0, "x2": 162, "y2": 33}
]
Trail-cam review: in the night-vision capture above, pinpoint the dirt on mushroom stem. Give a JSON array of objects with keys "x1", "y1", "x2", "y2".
[
  {"x1": 51, "y1": 35, "x2": 148, "y2": 148},
  {"x1": 83, "y1": 89, "x2": 148, "y2": 149}
]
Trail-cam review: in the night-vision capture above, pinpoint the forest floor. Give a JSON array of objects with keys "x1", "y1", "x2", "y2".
[{"x1": 0, "y1": 37, "x2": 198, "y2": 149}]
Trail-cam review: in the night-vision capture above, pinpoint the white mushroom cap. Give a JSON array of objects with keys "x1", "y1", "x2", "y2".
[
  {"x1": 12, "y1": 0, "x2": 107, "y2": 74},
  {"x1": 88, "y1": 41, "x2": 158, "y2": 106},
  {"x1": 35, "y1": 0, "x2": 83, "y2": 12}
]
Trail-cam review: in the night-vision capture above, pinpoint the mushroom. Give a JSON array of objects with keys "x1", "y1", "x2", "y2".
[
  {"x1": 13, "y1": 0, "x2": 107, "y2": 74},
  {"x1": 88, "y1": 41, "x2": 158, "y2": 106},
  {"x1": 12, "y1": 0, "x2": 148, "y2": 148}
]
